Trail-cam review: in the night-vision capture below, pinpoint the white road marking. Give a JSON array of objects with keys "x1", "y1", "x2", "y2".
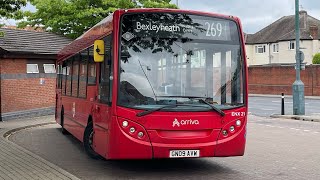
[
  {"x1": 271, "y1": 101, "x2": 308, "y2": 105},
  {"x1": 255, "y1": 122, "x2": 319, "y2": 134},
  {"x1": 261, "y1": 108, "x2": 273, "y2": 111},
  {"x1": 266, "y1": 125, "x2": 275, "y2": 127},
  {"x1": 271, "y1": 101, "x2": 293, "y2": 104}
]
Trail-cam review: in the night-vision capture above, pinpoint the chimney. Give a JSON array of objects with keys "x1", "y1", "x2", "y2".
[
  {"x1": 299, "y1": 10, "x2": 307, "y2": 16},
  {"x1": 310, "y1": 25, "x2": 319, "y2": 40}
]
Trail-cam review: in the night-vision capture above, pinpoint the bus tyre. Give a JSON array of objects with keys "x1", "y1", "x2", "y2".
[
  {"x1": 83, "y1": 122, "x2": 102, "y2": 159},
  {"x1": 61, "y1": 110, "x2": 69, "y2": 135}
]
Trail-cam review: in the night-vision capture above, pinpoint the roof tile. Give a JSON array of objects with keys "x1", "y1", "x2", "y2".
[
  {"x1": 246, "y1": 11, "x2": 320, "y2": 44},
  {"x1": 0, "y1": 28, "x2": 72, "y2": 55}
]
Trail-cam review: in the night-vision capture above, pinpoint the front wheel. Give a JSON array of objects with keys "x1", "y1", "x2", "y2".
[{"x1": 83, "y1": 122, "x2": 102, "y2": 159}]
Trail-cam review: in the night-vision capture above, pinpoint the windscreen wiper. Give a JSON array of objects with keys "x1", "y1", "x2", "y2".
[
  {"x1": 136, "y1": 104, "x2": 178, "y2": 117},
  {"x1": 198, "y1": 99, "x2": 225, "y2": 117},
  {"x1": 156, "y1": 96, "x2": 225, "y2": 117},
  {"x1": 136, "y1": 103, "x2": 210, "y2": 117}
]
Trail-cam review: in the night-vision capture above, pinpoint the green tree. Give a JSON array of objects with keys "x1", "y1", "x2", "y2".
[
  {"x1": 0, "y1": 0, "x2": 26, "y2": 18},
  {"x1": 17, "y1": 0, "x2": 177, "y2": 39},
  {"x1": 313, "y1": 53, "x2": 320, "y2": 64}
]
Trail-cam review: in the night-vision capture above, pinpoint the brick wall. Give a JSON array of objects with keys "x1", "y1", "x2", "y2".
[
  {"x1": 1, "y1": 58, "x2": 56, "y2": 114},
  {"x1": 248, "y1": 65, "x2": 320, "y2": 96}
]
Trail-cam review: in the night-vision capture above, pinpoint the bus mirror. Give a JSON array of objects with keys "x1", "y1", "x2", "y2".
[{"x1": 94, "y1": 40, "x2": 105, "y2": 62}]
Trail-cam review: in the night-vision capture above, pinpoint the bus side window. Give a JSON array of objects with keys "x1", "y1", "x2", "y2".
[
  {"x1": 72, "y1": 54, "x2": 80, "y2": 97},
  {"x1": 62, "y1": 62, "x2": 67, "y2": 95},
  {"x1": 79, "y1": 50, "x2": 88, "y2": 98},
  {"x1": 66, "y1": 58, "x2": 72, "y2": 96},
  {"x1": 88, "y1": 47, "x2": 96, "y2": 85},
  {"x1": 57, "y1": 63, "x2": 63, "y2": 89},
  {"x1": 99, "y1": 34, "x2": 112, "y2": 104}
]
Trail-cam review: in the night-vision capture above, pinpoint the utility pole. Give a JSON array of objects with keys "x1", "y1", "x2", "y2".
[
  {"x1": 176, "y1": 0, "x2": 179, "y2": 7},
  {"x1": 292, "y1": 0, "x2": 305, "y2": 115}
]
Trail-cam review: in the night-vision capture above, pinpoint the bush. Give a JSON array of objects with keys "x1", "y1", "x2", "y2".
[{"x1": 313, "y1": 53, "x2": 320, "y2": 64}]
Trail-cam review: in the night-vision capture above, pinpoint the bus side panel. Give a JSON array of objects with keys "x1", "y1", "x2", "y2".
[
  {"x1": 60, "y1": 95, "x2": 94, "y2": 142},
  {"x1": 61, "y1": 97, "x2": 83, "y2": 141}
]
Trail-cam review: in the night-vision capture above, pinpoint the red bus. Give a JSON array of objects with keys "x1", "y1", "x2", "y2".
[{"x1": 56, "y1": 8, "x2": 248, "y2": 159}]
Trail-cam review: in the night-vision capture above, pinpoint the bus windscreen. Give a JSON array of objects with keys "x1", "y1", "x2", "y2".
[{"x1": 119, "y1": 13, "x2": 244, "y2": 111}]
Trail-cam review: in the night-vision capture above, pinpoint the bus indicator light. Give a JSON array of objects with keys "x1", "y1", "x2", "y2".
[
  {"x1": 236, "y1": 120, "x2": 241, "y2": 126},
  {"x1": 122, "y1": 121, "x2": 128, "y2": 127}
]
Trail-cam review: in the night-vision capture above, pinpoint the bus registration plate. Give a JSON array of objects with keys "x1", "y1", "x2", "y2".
[{"x1": 169, "y1": 150, "x2": 200, "y2": 158}]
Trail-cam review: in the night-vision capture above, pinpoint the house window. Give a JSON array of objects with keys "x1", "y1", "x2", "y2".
[
  {"x1": 273, "y1": 43, "x2": 279, "y2": 53},
  {"x1": 255, "y1": 45, "x2": 266, "y2": 54},
  {"x1": 43, "y1": 64, "x2": 56, "y2": 73},
  {"x1": 289, "y1": 41, "x2": 295, "y2": 50},
  {"x1": 27, "y1": 64, "x2": 39, "y2": 73}
]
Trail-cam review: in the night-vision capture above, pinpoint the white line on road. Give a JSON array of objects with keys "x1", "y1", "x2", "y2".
[
  {"x1": 271, "y1": 101, "x2": 293, "y2": 104},
  {"x1": 260, "y1": 108, "x2": 274, "y2": 111},
  {"x1": 266, "y1": 125, "x2": 275, "y2": 127},
  {"x1": 255, "y1": 122, "x2": 319, "y2": 134},
  {"x1": 271, "y1": 101, "x2": 309, "y2": 105}
]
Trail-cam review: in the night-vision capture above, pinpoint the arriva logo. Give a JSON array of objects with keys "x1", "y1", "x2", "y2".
[{"x1": 172, "y1": 118, "x2": 199, "y2": 127}]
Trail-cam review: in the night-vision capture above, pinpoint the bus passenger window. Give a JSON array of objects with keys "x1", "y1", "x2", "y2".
[
  {"x1": 79, "y1": 50, "x2": 88, "y2": 98},
  {"x1": 57, "y1": 64, "x2": 63, "y2": 89},
  {"x1": 88, "y1": 47, "x2": 96, "y2": 85},
  {"x1": 72, "y1": 55, "x2": 80, "y2": 97},
  {"x1": 62, "y1": 63, "x2": 67, "y2": 95},
  {"x1": 66, "y1": 59, "x2": 72, "y2": 96}
]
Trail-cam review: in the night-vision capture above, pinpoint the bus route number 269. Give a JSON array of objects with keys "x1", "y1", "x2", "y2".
[{"x1": 205, "y1": 22, "x2": 223, "y2": 37}]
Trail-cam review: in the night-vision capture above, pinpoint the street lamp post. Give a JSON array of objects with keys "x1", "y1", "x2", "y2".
[{"x1": 292, "y1": 0, "x2": 305, "y2": 115}]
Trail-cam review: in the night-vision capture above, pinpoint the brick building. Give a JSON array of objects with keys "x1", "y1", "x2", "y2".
[{"x1": 0, "y1": 28, "x2": 72, "y2": 120}]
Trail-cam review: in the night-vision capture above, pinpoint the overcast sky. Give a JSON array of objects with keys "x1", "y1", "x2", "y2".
[
  {"x1": 175, "y1": 0, "x2": 320, "y2": 33},
  {"x1": 2, "y1": 0, "x2": 320, "y2": 34}
]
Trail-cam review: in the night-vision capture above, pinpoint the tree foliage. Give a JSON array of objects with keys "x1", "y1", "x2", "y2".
[
  {"x1": 0, "y1": 0, "x2": 26, "y2": 18},
  {"x1": 16, "y1": 0, "x2": 177, "y2": 39},
  {"x1": 313, "y1": 53, "x2": 320, "y2": 64}
]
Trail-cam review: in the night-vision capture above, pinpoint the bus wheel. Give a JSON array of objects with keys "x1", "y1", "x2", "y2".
[
  {"x1": 83, "y1": 122, "x2": 102, "y2": 159},
  {"x1": 61, "y1": 109, "x2": 69, "y2": 135}
]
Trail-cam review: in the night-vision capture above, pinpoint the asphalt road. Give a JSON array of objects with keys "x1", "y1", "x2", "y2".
[
  {"x1": 249, "y1": 96, "x2": 320, "y2": 117},
  {"x1": 9, "y1": 115, "x2": 320, "y2": 180}
]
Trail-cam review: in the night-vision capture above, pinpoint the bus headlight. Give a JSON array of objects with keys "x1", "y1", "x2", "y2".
[
  {"x1": 118, "y1": 118, "x2": 149, "y2": 142},
  {"x1": 129, "y1": 127, "x2": 136, "y2": 133},
  {"x1": 230, "y1": 126, "x2": 235, "y2": 132},
  {"x1": 137, "y1": 132, "x2": 144, "y2": 138}
]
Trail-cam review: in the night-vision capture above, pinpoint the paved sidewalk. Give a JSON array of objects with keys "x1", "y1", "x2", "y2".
[{"x1": 0, "y1": 116, "x2": 80, "y2": 180}]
